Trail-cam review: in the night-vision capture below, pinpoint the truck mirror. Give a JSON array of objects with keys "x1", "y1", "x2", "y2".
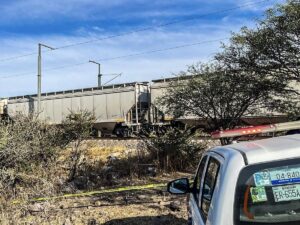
[{"x1": 167, "y1": 178, "x2": 190, "y2": 195}]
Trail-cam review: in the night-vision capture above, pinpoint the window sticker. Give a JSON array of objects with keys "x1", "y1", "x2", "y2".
[
  {"x1": 250, "y1": 187, "x2": 268, "y2": 203},
  {"x1": 253, "y1": 170, "x2": 271, "y2": 186},
  {"x1": 272, "y1": 184, "x2": 300, "y2": 202},
  {"x1": 253, "y1": 166, "x2": 300, "y2": 187},
  {"x1": 269, "y1": 167, "x2": 300, "y2": 185}
]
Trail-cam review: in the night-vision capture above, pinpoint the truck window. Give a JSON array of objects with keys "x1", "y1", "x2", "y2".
[
  {"x1": 193, "y1": 156, "x2": 208, "y2": 202},
  {"x1": 235, "y1": 158, "x2": 300, "y2": 225},
  {"x1": 201, "y1": 157, "x2": 220, "y2": 219}
]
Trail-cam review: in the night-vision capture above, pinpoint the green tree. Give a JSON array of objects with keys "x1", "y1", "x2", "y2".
[
  {"x1": 159, "y1": 63, "x2": 275, "y2": 131},
  {"x1": 160, "y1": 1, "x2": 300, "y2": 132},
  {"x1": 216, "y1": 0, "x2": 300, "y2": 116}
]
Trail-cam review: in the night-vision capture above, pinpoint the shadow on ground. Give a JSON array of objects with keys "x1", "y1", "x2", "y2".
[{"x1": 102, "y1": 215, "x2": 186, "y2": 225}]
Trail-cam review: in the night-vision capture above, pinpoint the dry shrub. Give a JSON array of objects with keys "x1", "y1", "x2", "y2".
[
  {"x1": 0, "y1": 113, "x2": 65, "y2": 201},
  {"x1": 145, "y1": 128, "x2": 207, "y2": 172},
  {"x1": 61, "y1": 110, "x2": 96, "y2": 182},
  {"x1": 0, "y1": 114, "x2": 63, "y2": 169}
]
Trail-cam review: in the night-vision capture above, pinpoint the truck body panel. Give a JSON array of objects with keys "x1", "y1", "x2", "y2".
[{"x1": 168, "y1": 134, "x2": 300, "y2": 225}]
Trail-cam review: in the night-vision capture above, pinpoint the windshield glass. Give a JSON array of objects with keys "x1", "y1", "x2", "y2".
[{"x1": 235, "y1": 158, "x2": 300, "y2": 225}]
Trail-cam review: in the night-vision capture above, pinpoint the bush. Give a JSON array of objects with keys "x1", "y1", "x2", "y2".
[
  {"x1": 61, "y1": 110, "x2": 96, "y2": 182},
  {"x1": 0, "y1": 114, "x2": 64, "y2": 199},
  {"x1": 0, "y1": 114, "x2": 63, "y2": 169},
  {"x1": 146, "y1": 128, "x2": 207, "y2": 172}
]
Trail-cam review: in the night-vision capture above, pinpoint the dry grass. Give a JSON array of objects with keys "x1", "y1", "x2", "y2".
[
  {"x1": 58, "y1": 142, "x2": 129, "y2": 164},
  {"x1": 0, "y1": 136, "x2": 193, "y2": 225},
  {"x1": 1, "y1": 189, "x2": 187, "y2": 225}
]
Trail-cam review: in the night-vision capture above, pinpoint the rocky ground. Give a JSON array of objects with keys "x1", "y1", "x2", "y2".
[{"x1": 3, "y1": 188, "x2": 187, "y2": 225}]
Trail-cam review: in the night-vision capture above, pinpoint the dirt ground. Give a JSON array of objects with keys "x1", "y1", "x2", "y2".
[
  {"x1": 4, "y1": 188, "x2": 188, "y2": 225},
  {"x1": 0, "y1": 140, "x2": 194, "y2": 225}
]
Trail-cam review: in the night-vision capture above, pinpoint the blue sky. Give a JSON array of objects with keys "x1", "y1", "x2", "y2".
[{"x1": 0, "y1": 0, "x2": 285, "y2": 97}]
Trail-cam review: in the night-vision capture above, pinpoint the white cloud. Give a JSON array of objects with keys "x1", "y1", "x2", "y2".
[
  {"x1": 0, "y1": 0, "x2": 282, "y2": 24},
  {"x1": 0, "y1": 18, "x2": 249, "y2": 97},
  {"x1": 0, "y1": 0, "x2": 133, "y2": 22},
  {"x1": 0, "y1": 0, "x2": 285, "y2": 97},
  {"x1": 236, "y1": 0, "x2": 286, "y2": 12}
]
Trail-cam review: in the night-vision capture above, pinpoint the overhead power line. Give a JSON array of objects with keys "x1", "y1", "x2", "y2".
[
  {"x1": 0, "y1": 38, "x2": 228, "y2": 79},
  {"x1": 96, "y1": 38, "x2": 228, "y2": 61},
  {"x1": 54, "y1": 0, "x2": 271, "y2": 49},
  {"x1": 0, "y1": 0, "x2": 273, "y2": 63},
  {"x1": 0, "y1": 52, "x2": 37, "y2": 62}
]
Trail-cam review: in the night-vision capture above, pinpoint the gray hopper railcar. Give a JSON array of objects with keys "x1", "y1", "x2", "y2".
[
  {"x1": 0, "y1": 76, "x2": 290, "y2": 136},
  {"x1": 1, "y1": 82, "x2": 150, "y2": 137},
  {"x1": 150, "y1": 77, "x2": 209, "y2": 129}
]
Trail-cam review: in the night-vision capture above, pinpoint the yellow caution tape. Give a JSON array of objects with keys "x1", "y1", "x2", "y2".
[{"x1": 12, "y1": 182, "x2": 166, "y2": 205}]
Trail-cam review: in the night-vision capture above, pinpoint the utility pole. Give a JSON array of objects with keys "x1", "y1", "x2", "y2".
[
  {"x1": 89, "y1": 60, "x2": 102, "y2": 87},
  {"x1": 37, "y1": 43, "x2": 55, "y2": 114}
]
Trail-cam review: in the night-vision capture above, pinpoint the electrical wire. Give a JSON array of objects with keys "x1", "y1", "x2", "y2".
[
  {"x1": 97, "y1": 38, "x2": 227, "y2": 62},
  {"x1": 0, "y1": 38, "x2": 227, "y2": 79},
  {"x1": 0, "y1": 0, "x2": 273, "y2": 63}
]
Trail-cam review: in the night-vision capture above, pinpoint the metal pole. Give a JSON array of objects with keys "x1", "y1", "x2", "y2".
[
  {"x1": 89, "y1": 60, "x2": 102, "y2": 87},
  {"x1": 98, "y1": 64, "x2": 102, "y2": 87},
  {"x1": 37, "y1": 44, "x2": 42, "y2": 113},
  {"x1": 37, "y1": 43, "x2": 55, "y2": 114}
]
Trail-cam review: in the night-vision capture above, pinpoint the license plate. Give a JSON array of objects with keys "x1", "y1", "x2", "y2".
[
  {"x1": 270, "y1": 167, "x2": 300, "y2": 185},
  {"x1": 272, "y1": 184, "x2": 300, "y2": 202}
]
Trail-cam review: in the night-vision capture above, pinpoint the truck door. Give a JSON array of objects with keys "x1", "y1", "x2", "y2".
[
  {"x1": 190, "y1": 154, "x2": 222, "y2": 225},
  {"x1": 190, "y1": 155, "x2": 208, "y2": 225}
]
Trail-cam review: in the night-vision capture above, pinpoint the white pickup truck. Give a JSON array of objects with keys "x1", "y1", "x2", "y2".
[{"x1": 168, "y1": 126, "x2": 300, "y2": 225}]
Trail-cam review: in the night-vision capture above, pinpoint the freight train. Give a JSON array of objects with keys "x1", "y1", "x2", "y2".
[{"x1": 0, "y1": 77, "x2": 288, "y2": 137}]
